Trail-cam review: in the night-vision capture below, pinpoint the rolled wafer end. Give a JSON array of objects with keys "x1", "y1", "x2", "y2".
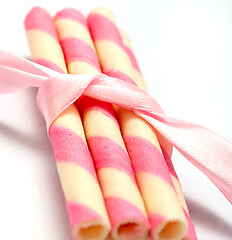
[
  {"x1": 72, "y1": 220, "x2": 109, "y2": 240},
  {"x1": 152, "y1": 219, "x2": 186, "y2": 240},
  {"x1": 112, "y1": 219, "x2": 148, "y2": 240}
]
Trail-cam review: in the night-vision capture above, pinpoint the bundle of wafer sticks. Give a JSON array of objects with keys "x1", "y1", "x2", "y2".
[{"x1": 24, "y1": 7, "x2": 198, "y2": 240}]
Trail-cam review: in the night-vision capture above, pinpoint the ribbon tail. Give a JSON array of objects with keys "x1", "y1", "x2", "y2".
[
  {"x1": 0, "y1": 65, "x2": 47, "y2": 94},
  {"x1": 0, "y1": 51, "x2": 62, "y2": 94},
  {"x1": 137, "y1": 111, "x2": 232, "y2": 204}
]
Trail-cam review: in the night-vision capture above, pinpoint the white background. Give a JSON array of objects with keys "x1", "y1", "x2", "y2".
[{"x1": 0, "y1": 0, "x2": 232, "y2": 239}]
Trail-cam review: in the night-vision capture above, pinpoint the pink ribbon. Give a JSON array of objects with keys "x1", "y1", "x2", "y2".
[{"x1": 1, "y1": 51, "x2": 232, "y2": 204}]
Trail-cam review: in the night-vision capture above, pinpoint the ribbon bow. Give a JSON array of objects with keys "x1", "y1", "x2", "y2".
[{"x1": 0, "y1": 51, "x2": 232, "y2": 204}]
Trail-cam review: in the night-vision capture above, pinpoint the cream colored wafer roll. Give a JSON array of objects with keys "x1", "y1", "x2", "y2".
[
  {"x1": 120, "y1": 29, "x2": 198, "y2": 240},
  {"x1": 88, "y1": 7, "x2": 188, "y2": 240},
  {"x1": 54, "y1": 8, "x2": 149, "y2": 240},
  {"x1": 25, "y1": 7, "x2": 110, "y2": 240}
]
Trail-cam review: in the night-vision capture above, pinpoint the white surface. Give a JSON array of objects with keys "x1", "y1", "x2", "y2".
[{"x1": 0, "y1": 0, "x2": 232, "y2": 239}]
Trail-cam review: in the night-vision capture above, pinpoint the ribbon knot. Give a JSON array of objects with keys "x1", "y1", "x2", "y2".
[{"x1": 0, "y1": 51, "x2": 232, "y2": 205}]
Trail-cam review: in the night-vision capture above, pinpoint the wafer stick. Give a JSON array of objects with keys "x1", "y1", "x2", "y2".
[
  {"x1": 54, "y1": 8, "x2": 149, "y2": 240},
  {"x1": 88, "y1": 7, "x2": 188, "y2": 240},
  {"x1": 120, "y1": 30, "x2": 198, "y2": 240},
  {"x1": 24, "y1": 7, "x2": 110, "y2": 240}
]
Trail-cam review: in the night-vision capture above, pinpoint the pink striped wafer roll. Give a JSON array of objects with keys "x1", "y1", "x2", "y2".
[
  {"x1": 24, "y1": 7, "x2": 110, "y2": 240},
  {"x1": 120, "y1": 30, "x2": 198, "y2": 240},
  {"x1": 54, "y1": 8, "x2": 149, "y2": 240},
  {"x1": 88, "y1": 7, "x2": 188, "y2": 240}
]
